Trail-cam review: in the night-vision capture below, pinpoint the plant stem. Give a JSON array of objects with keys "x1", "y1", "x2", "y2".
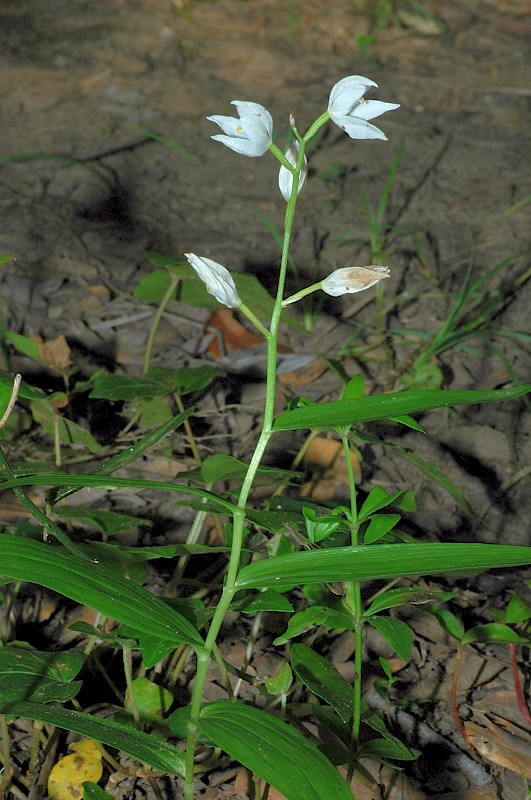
[
  {"x1": 340, "y1": 434, "x2": 364, "y2": 784},
  {"x1": 143, "y1": 274, "x2": 180, "y2": 376},
  {"x1": 182, "y1": 139, "x2": 307, "y2": 800}
]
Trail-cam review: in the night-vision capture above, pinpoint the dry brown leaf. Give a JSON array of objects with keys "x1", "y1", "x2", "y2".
[
  {"x1": 301, "y1": 435, "x2": 361, "y2": 500},
  {"x1": 465, "y1": 713, "x2": 531, "y2": 774},
  {"x1": 35, "y1": 334, "x2": 72, "y2": 374}
]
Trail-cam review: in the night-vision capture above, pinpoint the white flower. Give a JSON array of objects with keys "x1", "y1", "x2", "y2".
[
  {"x1": 328, "y1": 75, "x2": 399, "y2": 140},
  {"x1": 321, "y1": 266, "x2": 390, "y2": 296},
  {"x1": 207, "y1": 101, "x2": 273, "y2": 157},
  {"x1": 184, "y1": 253, "x2": 241, "y2": 308},
  {"x1": 278, "y1": 141, "x2": 308, "y2": 202}
]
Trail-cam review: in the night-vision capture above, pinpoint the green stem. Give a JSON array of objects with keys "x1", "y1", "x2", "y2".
[
  {"x1": 282, "y1": 281, "x2": 322, "y2": 307},
  {"x1": 340, "y1": 434, "x2": 364, "y2": 783},
  {"x1": 143, "y1": 273, "x2": 180, "y2": 375},
  {"x1": 182, "y1": 138, "x2": 307, "y2": 800}
]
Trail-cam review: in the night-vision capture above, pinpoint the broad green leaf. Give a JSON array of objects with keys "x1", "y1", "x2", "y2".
[
  {"x1": 367, "y1": 616, "x2": 412, "y2": 661},
  {"x1": 364, "y1": 514, "x2": 401, "y2": 544},
  {"x1": 137, "y1": 397, "x2": 173, "y2": 428},
  {"x1": 232, "y1": 590, "x2": 293, "y2": 614},
  {"x1": 0, "y1": 254, "x2": 15, "y2": 266},
  {"x1": 235, "y1": 543, "x2": 531, "y2": 591},
  {"x1": 125, "y1": 677, "x2": 173, "y2": 722},
  {"x1": 265, "y1": 662, "x2": 293, "y2": 695},
  {"x1": 505, "y1": 592, "x2": 531, "y2": 624},
  {"x1": 89, "y1": 374, "x2": 169, "y2": 401},
  {"x1": 54, "y1": 508, "x2": 152, "y2": 537},
  {"x1": 273, "y1": 386, "x2": 531, "y2": 431},
  {"x1": 365, "y1": 587, "x2": 455, "y2": 616},
  {"x1": 273, "y1": 607, "x2": 330, "y2": 645},
  {"x1": 0, "y1": 535, "x2": 204, "y2": 649},
  {"x1": 134, "y1": 269, "x2": 174, "y2": 302},
  {"x1": 343, "y1": 375, "x2": 365, "y2": 400},
  {"x1": 189, "y1": 453, "x2": 299, "y2": 486},
  {"x1": 291, "y1": 643, "x2": 353, "y2": 723},
  {"x1": 462, "y1": 622, "x2": 529, "y2": 647},
  {"x1": 83, "y1": 783, "x2": 114, "y2": 800},
  {"x1": 0, "y1": 646, "x2": 84, "y2": 703},
  {"x1": 147, "y1": 364, "x2": 222, "y2": 395},
  {"x1": 359, "y1": 487, "x2": 415, "y2": 519},
  {"x1": 0, "y1": 702, "x2": 184, "y2": 775},
  {"x1": 198, "y1": 701, "x2": 355, "y2": 800},
  {"x1": 31, "y1": 399, "x2": 102, "y2": 454}
]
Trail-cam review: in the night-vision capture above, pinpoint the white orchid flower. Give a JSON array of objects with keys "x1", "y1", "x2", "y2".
[
  {"x1": 278, "y1": 141, "x2": 308, "y2": 202},
  {"x1": 328, "y1": 75, "x2": 399, "y2": 140},
  {"x1": 184, "y1": 253, "x2": 241, "y2": 308},
  {"x1": 321, "y1": 266, "x2": 390, "y2": 296},
  {"x1": 207, "y1": 101, "x2": 273, "y2": 157}
]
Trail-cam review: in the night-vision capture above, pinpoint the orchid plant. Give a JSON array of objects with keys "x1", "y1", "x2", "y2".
[{"x1": 0, "y1": 75, "x2": 530, "y2": 800}]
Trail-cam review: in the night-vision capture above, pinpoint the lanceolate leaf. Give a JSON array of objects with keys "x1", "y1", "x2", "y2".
[
  {"x1": 272, "y1": 385, "x2": 531, "y2": 432},
  {"x1": 0, "y1": 702, "x2": 184, "y2": 775},
  {"x1": 198, "y1": 701, "x2": 355, "y2": 800},
  {"x1": 0, "y1": 535, "x2": 204, "y2": 648},
  {"x1": 235, "y1": 543, "x2": 531, "y2": 591},
  {"x1": 291, "y1": 644, "x2": 353, "y2": 723}
]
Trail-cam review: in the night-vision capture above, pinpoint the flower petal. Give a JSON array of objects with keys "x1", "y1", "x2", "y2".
[
  {"x1": 349, "y1": 100, "x2": 401, "y2": 122},
  {"x1": 328, "y1": 75, "x2": 378, "y2": 115},
  {"x1": 321, "y1": 266, "x2": 390, "y2": 296},
  {"x1": 207, "y1": 102, "x2": 273, "y2": 157},
  {"x1": 329, "y1": 116, "x2": 388, "y2": 140},
  {"x1": 278, "y1": 141, "x2": 308, "y2": 202},
  {"x1": 184, "y1": 253, "x2": 241, "y2": 308}
]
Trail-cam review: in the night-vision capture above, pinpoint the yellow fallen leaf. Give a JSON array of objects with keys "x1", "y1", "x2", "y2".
[{"x1": 48, "y1": 738, "x2": 103, "y2": 800}]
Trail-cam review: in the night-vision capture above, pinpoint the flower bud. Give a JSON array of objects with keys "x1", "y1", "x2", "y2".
[
  {"x1": 321, "y1": 266, "x2": 390, "y2": 296},
  {"x1": 184, "y1": 253, "x2": 241, "y2": 308},
  {"x1": 278, "y1": 141, "x2": 308, "y2": 202}
]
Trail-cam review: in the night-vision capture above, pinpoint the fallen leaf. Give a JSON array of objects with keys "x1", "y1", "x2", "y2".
[
  {"x1": 48, "y1": 738, "x2": 103, "y2": 800},
  {"x1": 34, "y1": 334, "x2": 72, "y2": 374}
]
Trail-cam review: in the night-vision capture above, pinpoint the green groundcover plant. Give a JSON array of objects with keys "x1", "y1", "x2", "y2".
[{"x1": 0, "y1": 75, "x2": 530, "y2": 800}]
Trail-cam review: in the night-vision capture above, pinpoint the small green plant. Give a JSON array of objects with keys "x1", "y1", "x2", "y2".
[{"x1": 0, "y1": 76, "x2": 530, "y2": 800}]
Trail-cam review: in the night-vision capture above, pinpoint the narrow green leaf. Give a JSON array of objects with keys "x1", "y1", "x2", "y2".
[
  {"x1": 462, "y1": 622, "x2": 529, "y2": 646},
  {"x1": 358, "y1": 737, "x2": 416, "y2": 760},
  {"x1": 1, "y1": 473, "x2": 238, "y2": 515},
  {"x1": 0, "y1": 535, "x2": 204, "y2": 648},
  {"x1": 54, "y1": 507, "x2": 151, "y2": 537},
  {"x1": 89, "y1": 374, "x2": 169, "y2": 401},
  {"x1": 48, "y1": 409, "x2": 194, "y2": 505},
  {"x1": 0, "y1": 370, "x2": 44, "y2": 400},
  {"x1": 423, "y1": 604, "x2": 464, "y2": 640},
  {"x1": 273, "y1": 607, "x2": 330, "y2": 645},
  {"x1": 273, "y1": 386, "x2": 531, "y2": 431},
  {"x1": 291, "y1": 643, "x2": 353, "y2": 723},
  {"x1": 367, "y1": 616, "x2": 412, "y2": 661},
  {"x1": 365, "y1": 587, "x2": 455, "y2": 616},
  {"x1": 235, "y1": 543, "x2": 531, "y2": 591},
  {"x1": 0, "y1": 702, "x2": 184, "y2": 775},
  {"x1": 198, "y1": 701, "x2": 355, "y2": 800}
]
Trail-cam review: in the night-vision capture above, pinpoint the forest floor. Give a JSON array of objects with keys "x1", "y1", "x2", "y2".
[{"x1": 0, "y1": 1, "x2": 530, "y2": 798}]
